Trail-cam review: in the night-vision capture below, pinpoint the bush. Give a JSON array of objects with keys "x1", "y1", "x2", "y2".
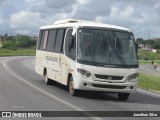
[
  {"x1": 2, "y1": 41, "x2": 17, "y2": 49},
  {"x1": 2, "y1": 35, "x2": 37, "y2": 49},
  {"x1": 138, "y1": 50, "x2": 160, "y2": 60},
  {"x1": 157, "y1": 50, "x2": 160, "y2": 53}
]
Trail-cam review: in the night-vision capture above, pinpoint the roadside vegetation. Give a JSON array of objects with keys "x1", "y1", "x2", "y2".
[
  {"x1": 137, "y1": 49, "x2": 160, "y2": 91},
  {"x1": 0, "y1": 48, "x2": 36, "y2": 56},
  {"x1": 138, "y1": 50, "x2": 160, "y2": 64},
  {"x1": 136, "y1": 38, "x2": 160, "y2": 64},
  {"x1": 136, "y1": 38, "x2": 160, "y2": 50},
  {"x1": 0, "y1": 35, "x2": 36, "y2": 56},
  {"x1": 138, "y1": 50, "x2": 160, "y2": 60},
  {"x1": 139, "y1": 60, "x2": 160, "y2": 64},
  {"x1": 139, "y1": 73, "x2": 160, "y2": 91}
]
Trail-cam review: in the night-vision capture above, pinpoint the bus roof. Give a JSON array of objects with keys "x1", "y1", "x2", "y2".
[{"x1": 40, "y1": 19, "x2": 131, "y2": 32}]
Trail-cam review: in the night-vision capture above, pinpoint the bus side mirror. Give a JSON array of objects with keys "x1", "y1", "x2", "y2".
[
  {"x1": 69, "y1": 36, "x2": 75, "y2": 52},
  {"x1": 70, "y1": 29, "x2": 76, "y2": 49},
  {"x1": 71, "y1": 28, "x2": 76, "y2": 36}
]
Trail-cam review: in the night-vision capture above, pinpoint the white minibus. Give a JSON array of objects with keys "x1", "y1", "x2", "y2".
[{"x1": 35, "y1": 19, "x2": 139, "y2": 100}]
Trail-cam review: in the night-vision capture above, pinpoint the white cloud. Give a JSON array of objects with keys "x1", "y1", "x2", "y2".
[
  {"x1": 10, "y1": 11, "x2": 41, "y2": 29},
  {"x1": 110, "y1": 6, "x2": 135, "y2": 20},
  {"x1": 155, "y1": 4, "x2": 160, "y2": 16},
  {"x1": 0, "y1": 0, "x2": 159, "y2": 39},
  {"x1": 76, "y1": 0, "x2": 90, "y2": 5},
  {"x1": 0, "y1": 19, "x2": 3, "y2": 24},
  {"x1": 25, "y1": 0, "x2": 36, "y2": 3},
  {"x1": 95, "y1": 16, "x2": 103, "y2": 22},
  {"x1": 10, "y1": 10, "x2": 45, "y2": 35},
  {"x1": 0, "y1": 0, "x2": 5, "y2": 6},
  {"x1": 14, "y1": 30, "x2": 30, "y2": 35}
]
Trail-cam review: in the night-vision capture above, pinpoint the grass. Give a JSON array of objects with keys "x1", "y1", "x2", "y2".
[
  {"x1": 0, "y1": 48, "x2": 36, "y2": 56},
  {"x1": 139, "y1": 73, "x2": 160, "y2": 91},
  {"x1": 139, "y1": 60, "x2": 160, "y2": 64}
]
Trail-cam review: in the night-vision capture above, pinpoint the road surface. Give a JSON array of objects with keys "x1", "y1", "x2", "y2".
[
  {"x1": 0, "y1": 56, "x2": 160, "y2": 120},
  {"x1": 139, "y1": 64, "x2": 160, "y2": 77}
]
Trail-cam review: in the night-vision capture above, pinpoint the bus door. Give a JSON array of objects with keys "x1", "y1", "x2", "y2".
[{"x1": 61, "y1": 28, "x2": 76, "y2": 85}]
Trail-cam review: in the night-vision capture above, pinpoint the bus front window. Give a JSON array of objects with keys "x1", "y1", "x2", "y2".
[{"x1": 77, "y1": 28, "x2": 138, "y2": 68}]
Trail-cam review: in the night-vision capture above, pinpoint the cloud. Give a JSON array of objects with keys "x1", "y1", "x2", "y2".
[
  {"x1": 94, "y1": 5, "x2": 136, "y2": 27},
  {"x1": 0, "y1": 0, "x2": 6, "y2": 6},
  {"x1": 45, "y1": 0, "x2": 75, "y2": 9},
  {"x1": 0, "y1": 0, "x2": 159, "y2": 39},
  {"x1": 25, "y1": 0, "x2": 35, "y2": 3},
  {"x1": 10, "y1": 11, "x2": 40, "y2": 28},
  {"x1": 26, "y1": 0, "x2": 75, "y2": 13},
  {"x1": 110, "y1": 6, "x2": 135, "y2": 19},
  {"x1": 155, "y1": 4, "x2": 160, "y2": 16},
  {"x1": 77, "y1": 0, "x2": 90, "y2": 5},
  {"x1": 0, "y1": 18, "x2": 3, "y2": 24},
  {"x1": 10, "y1": 10, "x2": 43, "y2": 34}
]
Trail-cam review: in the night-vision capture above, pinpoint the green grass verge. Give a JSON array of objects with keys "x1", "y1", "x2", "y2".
[
  {"x1": 0, "y1": 48, "x2": 36, "y2": 56},
  {"x1": 139, "y1": 60, "x2": 160, "y2": 64},
  {"x1": 139, "y1": 73, "x2": 160, "y2": 91}
]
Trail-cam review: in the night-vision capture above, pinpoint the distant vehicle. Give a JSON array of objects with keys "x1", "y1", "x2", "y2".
[
  {"x1": 35, "y1": 19, "x2": 139, "y2": 101},
  {"x1": 154, "y1": 63, "x2": 157, "y2": 69}
]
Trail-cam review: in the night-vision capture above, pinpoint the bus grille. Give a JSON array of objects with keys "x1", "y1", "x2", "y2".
[
  {"x1": 95, "y1": 74, "x2": 123, "y2": 80},
  {"x1": 92, "y1": 84, "x2": 126, "y2": 89}
]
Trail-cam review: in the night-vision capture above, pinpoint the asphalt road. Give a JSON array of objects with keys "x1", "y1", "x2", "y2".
[
  {"x1": 0, "y1": 56, "x2": 160, "y2": 120},
  {"x1": 139, "y1": 64, "x2": 160, "y2": 77}
]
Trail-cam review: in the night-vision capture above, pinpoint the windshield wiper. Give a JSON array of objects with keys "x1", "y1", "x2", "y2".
[
  {"x1": 109, "y1": 49, "x2": 128, "y2": 66},
  {"x1": 107, "y1": 31, "x2": 128, "y2": 66},
  {"x1": 87, "y1": 42, "x2": 96, "y2": 65}
]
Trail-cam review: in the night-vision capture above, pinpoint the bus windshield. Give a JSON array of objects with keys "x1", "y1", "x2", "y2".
[{"x1": 77, "y1": 28, "x2": 138, "y2": 68}]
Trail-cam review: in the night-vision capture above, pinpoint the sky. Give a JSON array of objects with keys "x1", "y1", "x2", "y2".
[{"x1": 0, "y1": 0, "x2": 160, "y2": 39}]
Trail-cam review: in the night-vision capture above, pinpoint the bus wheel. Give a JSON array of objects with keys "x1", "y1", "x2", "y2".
[
  {"x1": 44, "y1": 72, "x2": 52, "y2": 85},
  {"x1": 118, "y1": 93, "x2": 130, "y2": 101},
  {"x1": 69, "y1": 76, "x2": 78, "y2": 96}
]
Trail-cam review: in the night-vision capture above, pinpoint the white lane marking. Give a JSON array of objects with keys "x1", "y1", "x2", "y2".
[
  {"x1": 137, "y1": 89, "x2": 160, "y2": 99},
  {"x1": 3, "y1": 58, "x2": 102, "y2": 120}
]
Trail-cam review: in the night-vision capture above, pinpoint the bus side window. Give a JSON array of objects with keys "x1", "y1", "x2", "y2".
[
  {"x1": 54, "y1": 29, "x2": 65, "y2": 53},
  {"x1": 37, "y1": 30, "x2": 41, "y2": 50},
  {"x1": 39, "y1": 30, "x2": 45, "y2": 50},
  {"x1": 42, "y1": 30, "x2": 49, "y2": 50},
  {"x1": 46, "y1": 29, "x2": 57, "y2": 52},
  {"x1": 65, "y1": 29, "x2": 76, "y2": 60}
]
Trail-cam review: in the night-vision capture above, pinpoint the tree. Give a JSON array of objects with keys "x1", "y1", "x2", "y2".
[
  {"x1": 4, "y1": 33, "x2": 8, "y2": 38},
  {"x1": 152, "y1": 43, "x2": 160, "y2": 49},
  {"x1": 2, "y1": 35, "x2": 36, "y2": 49},
  {"x1": 145, "y1": 40, "x2": 155, "y2": 45},
  {"x1": 136, "y1": 38, "x2": 144, "y2": 44},
  {"x1": 5, "y1": 36, "x2": 16, "y2": 41}
]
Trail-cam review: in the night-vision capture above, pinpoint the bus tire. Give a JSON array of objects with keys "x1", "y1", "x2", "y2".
[
  {"x1": 118, "y1": 93, "x2": 130, "y2": 101},
  {"x1": 44, "y1": 72, "x2": 52, "y2": 85},
  {"x1": 69, "y1": 76, "x2": 78, "y2": 96}
]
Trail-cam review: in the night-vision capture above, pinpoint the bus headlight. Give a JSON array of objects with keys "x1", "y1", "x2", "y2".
[
  {"x1": 77, "y1": 68, "x2": 91, "y2": 77},
  {"x1": 126, "y1": 73, "x2": 139, "y2": 81}
]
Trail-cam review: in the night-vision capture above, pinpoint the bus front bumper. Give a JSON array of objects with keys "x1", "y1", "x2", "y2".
[{"x1": 74, "y1": 77, "x2": 138, "y2": 93}]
